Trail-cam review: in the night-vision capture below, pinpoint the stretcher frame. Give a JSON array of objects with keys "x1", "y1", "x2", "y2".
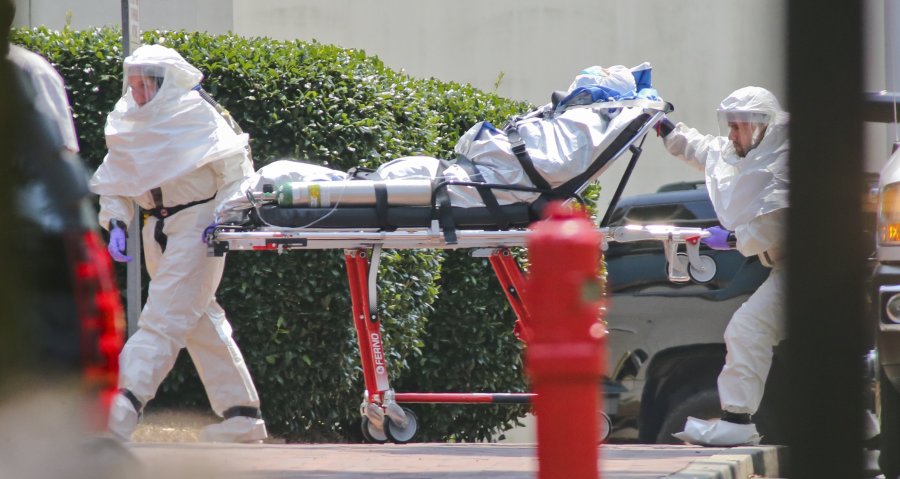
[{"x1": 208, "y1": 100, "x2": 716, "y2": 443}]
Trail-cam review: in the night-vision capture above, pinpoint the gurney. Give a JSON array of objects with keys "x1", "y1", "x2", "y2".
[{"x1": 208, "y1": 83, "x2": 718, "y2": 443}]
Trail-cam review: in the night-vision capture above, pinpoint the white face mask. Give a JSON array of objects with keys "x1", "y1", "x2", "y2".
[{"x1": 123, "y1": 64, "x2": 165, "y2": 107}]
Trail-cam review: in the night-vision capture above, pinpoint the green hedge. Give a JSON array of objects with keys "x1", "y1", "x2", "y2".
[{"x1": 11, "y1": 26, "x2": 535, "y2": 441}]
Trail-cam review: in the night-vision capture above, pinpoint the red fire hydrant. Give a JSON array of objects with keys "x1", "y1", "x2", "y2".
[{"x1": 525, "y1": 202, "x2": 606, "y2": 479}]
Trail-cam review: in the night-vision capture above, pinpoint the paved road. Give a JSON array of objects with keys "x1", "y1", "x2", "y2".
[{"x1": 129, "y1": 442, "x2": 786, "y2": 478}]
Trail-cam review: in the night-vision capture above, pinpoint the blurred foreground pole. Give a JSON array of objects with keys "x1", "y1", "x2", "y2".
[
  {"x1": 787, "y1": 1, "x2": 865, "y2": 477},
  {"x1": 525, "y1": 203, "x2": 607, "y2": 479},
  {"x1": 121, "y1": 0, "x2": 141, "y2": 336}
]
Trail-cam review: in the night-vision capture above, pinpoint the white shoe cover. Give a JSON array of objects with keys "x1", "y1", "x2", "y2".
[
  {"x1": 200, "y1": 416, "x2": 268, "y2": 443},
  {"x1": 108, "y1": 394, "x2": 140, "y2": 442},
  {"x1": 864, "y1": 409, "x2": 880, "y2": 440},
  {"x1": 672, "y1": 416, "x2": 761, "y2": 446}
]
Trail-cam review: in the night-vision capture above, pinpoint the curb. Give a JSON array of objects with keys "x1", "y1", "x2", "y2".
[{"x1": 668, "y1": 445, "x2": 787, "y2": 479}]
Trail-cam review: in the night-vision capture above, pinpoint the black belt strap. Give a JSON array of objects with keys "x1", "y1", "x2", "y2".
[
  {"x1": 505, "y1": 126, "x2": 551, "y2": 191},
  {"x1": 721, "y1": 411, "x2": 752, "y2": 425},
  {"x1": 373, "y1": 181, "x2": 390, "y2": 230},
  {"x1": 454, "y1": 154, "x2": 509, "y2": 230},
  {"x1": 120, "y1": 388, "x2": 143, "y2": 415},
  {"x1": 154, "y1": 220, "x2": 168, "y2": 253},
  {"x1": 150, "y1": 187, "x2": 164, "y2": 209},
  {"x1": 145, "y1": 192, "x2": 217, "y2": 253},
  {"x1": 433, "y1": 160, "x2": 457, "y2": 244},
  {"x1": 223, "y1": 406, "x2": 263, "y2": 420}
]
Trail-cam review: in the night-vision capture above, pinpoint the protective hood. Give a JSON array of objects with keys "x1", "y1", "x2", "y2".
[
  {"x1": 707, "y1": 86, "x2": 790, "y2": 230},
  {"x1": 89, "y1": 44, "x2": 248, "y2": 196},
  {"x1": 718, "y1": 86, "x2": 787, "y2": 123}
]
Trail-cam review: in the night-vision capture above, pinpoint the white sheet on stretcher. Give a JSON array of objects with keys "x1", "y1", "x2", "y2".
[{"x1": 216, "y1": 63, "x2": 658, "y2": 224}]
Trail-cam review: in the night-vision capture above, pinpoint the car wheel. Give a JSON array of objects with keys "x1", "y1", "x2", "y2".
[
  {"x1": 655, "y1": 387, "x2": 721, "y2": 444},
  {"x1": 880, "y1": 366, "x2": 900, "y2": 478}
]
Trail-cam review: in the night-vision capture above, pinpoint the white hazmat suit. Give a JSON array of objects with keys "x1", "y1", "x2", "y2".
[
  {"x1": 662, "y1": 86, "x2": 789, "y2": 446},
  {"x1": 89, "y1": 45, "x2": 266, "y2": 443},
  {"x1": 7, "y1": 44, "x2": 79, "y2": 152}
]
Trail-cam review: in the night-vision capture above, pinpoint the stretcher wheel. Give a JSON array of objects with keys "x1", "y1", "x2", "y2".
[
  {"x1": 361, "y1": 417, "x2": 388, "y2": 444},
  {"x1": 665, "y1": 253, "x2": 691, "y2": 283},
  {"x1": 599, "y1": 412, "x2": 612, "y2": 442},
  {"x1": 688, "y1": 255, "x2": 717, "y2": 284},
  {"x1": 384, "y1": 407, "x2": 418, "y2": 444}
]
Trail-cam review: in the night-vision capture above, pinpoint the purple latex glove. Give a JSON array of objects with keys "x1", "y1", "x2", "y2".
[
  {"x1": 108, "y1": 225, "x2": 133, "y2": 262},
  {"x1": 655, "y1": 116, "x2": 675, "y2": 137},
  {"x1": 701, "y1": 226, "x2": 733, "y2": 250},
  {"x1": 201, "y1": 222, "x2": 218, "y2": 244}
]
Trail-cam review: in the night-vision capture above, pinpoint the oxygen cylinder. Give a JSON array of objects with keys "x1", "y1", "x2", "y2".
[{"x1": 275, "y1": 179, "x2": 434, "y2": 208}]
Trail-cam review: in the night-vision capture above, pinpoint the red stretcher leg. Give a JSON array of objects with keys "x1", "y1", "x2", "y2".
[
  {"x1": 489, "y1": 248, "x2": 533, "y2": 342},
  {"x1": 347, "y1": 246, "x2": 543, "y2": 444},
  {"x1": 345, "y1": 249, "x2": 391, "y2": 403}
]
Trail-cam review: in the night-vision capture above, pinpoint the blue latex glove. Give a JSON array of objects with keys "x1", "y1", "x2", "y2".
[
  {"x1": 637, "y1": 87, "x2": 661, "y2": 101},
  {"x1": 201, "y1": 222, "x2": 218, "y2": 244},
  {"x1": 108, "y1": 224, "x2": 133, "y2": 262},
  {"x1": 701, "y1": 226, "x2": 733, "y2": 250}
]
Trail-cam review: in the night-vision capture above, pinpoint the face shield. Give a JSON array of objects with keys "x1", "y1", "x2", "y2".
[
  {"x1": 123, "y1": 64, "x2": 165, "y2": 107},
  {"x1": 717, "y1": 109, "x2": 772, "y2": 157}
]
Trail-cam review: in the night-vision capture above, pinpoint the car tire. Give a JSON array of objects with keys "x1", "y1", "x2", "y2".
[
  {"x1": 880, "y1": 366, "x2": 900, "y2": 479},
  {"x1": 655, "y1": 387, "x2": 721, "y2": 444}
]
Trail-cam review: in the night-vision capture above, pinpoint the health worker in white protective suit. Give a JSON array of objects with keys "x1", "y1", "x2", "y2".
[
  {"x1": 89, "y1": 44, "x2": 266, "y2": 443},
  {"x1": 656, "y1": 86, "x2": 789, "y2": 446}
]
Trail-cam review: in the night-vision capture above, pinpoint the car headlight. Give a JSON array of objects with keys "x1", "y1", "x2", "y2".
[
  {"x1": 886, "y1": 292, "x2": 900, "y2": 323},
  {"x1": 879, "y1": 182, "x2": 900, "y2": 245}
]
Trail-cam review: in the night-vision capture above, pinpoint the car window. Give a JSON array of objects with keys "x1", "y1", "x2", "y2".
[{"x1": 610, "y1": 200, "x2": 717, "y2": 227}]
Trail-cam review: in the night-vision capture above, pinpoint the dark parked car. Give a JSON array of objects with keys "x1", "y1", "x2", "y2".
[
  {"x1": 867, "y1": 91, "x2": 900, "y2": 478},
  {"x1": 601, "y1": 181, "x2": 792, "y2": 444}
]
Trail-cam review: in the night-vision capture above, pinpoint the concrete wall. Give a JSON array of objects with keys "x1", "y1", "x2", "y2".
[
  {"x1": 12, "y1": 1, "x2": 893, "y2": 197},
  {"x1": 12, "y1": 0, "x2": 233, "y2": 34}
]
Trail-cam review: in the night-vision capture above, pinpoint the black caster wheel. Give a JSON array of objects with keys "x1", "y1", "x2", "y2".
[
  {"x1": 361, "y1": 416, "x2": 388, "y2": 444},
  {"x1": 384, "y1": 407, "x2": 419, "y2": 444}
]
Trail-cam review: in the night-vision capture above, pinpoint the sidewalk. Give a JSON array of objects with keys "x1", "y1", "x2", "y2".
[{"x1": 129, "y1": 442, "x2": 787, "y2": 478}]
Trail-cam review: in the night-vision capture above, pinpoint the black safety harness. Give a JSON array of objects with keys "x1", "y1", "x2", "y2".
[
  {"x1": 139, "y1": 86, "x2": 247, "y2": 252},
  {"x1": 145, "y1": 190, "x2": 217, "y2": 252}
]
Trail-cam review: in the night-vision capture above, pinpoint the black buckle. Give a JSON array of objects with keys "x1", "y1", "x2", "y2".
[{"x1": 510, "y1": 142, "x2": 527, "y2": 156}]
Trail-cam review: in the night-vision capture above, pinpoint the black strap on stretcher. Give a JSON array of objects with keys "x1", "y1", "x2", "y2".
[
  {"x1": 556, "y1": 113, "x2": 649, "y2": 199},
  {"x1": 454, "y1": 155, "x2": 510, "y2": 231},
  {"x1": 504, "y1": 124, "x2": 551, "y2": 191},
  {"x1": 431, "y1": 153, "x2": 521, "y2": 244},
  {"x1": 433, "y1": 160, "x2": 458, "y2": 244},
  {"x1": 374, "y1": 181, "x2": 389, "y2": 229},
  {"x1": 145, "y1": 188, "x2": 217, "y2": 252}
]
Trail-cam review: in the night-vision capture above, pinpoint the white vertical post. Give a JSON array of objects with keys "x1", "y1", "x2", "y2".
[{"x1": 122, "y1": 0, "x2": 141, "y2": 336}]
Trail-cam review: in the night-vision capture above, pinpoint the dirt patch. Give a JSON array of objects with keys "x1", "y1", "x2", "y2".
[
  {"x1": 132, "y1": 409, "x2": 211, "y2": 443},
  {"x1": 133, "y1": 408, "x2": 284, "y2": 444}
]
